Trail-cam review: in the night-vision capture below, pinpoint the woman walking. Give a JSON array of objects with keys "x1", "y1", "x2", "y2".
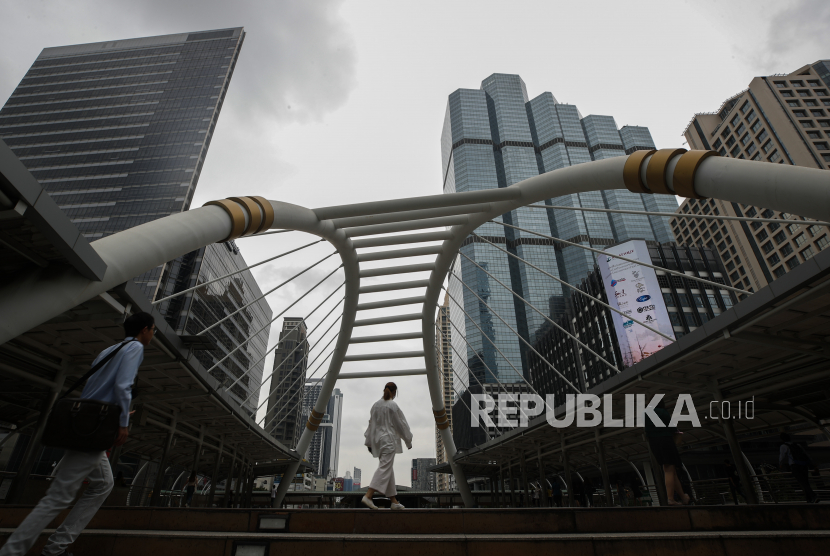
[{"x1": 362, "y1": 382, "x2": 413, "y2": 510}]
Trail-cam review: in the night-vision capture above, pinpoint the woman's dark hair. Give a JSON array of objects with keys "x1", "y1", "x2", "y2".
[
  {"x1": 780, "y1": 432, "x2": 791, "y2": 442},
  {"x1": 124, "y1": 312, "x2": 154, "y2": 337},
  {"x1": 189, "y1": 470, "x2": 197, "y2": 481},
  {"x1": 383, "y1": 382, "x2": 398, "y2": 400}
]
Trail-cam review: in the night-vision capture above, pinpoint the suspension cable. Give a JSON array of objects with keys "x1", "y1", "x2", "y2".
[
  {"x1": 472, "y1": 232, "x2": 675, "y2": 342},
  {"x1": 258, "y1": 327, "x2": 341, "y2": 424},
  {"x1": 446, "y1": 277, "x2": 599, "y2": 391},
  {"x1": 239, "y1": 296, "x2": 344, "y2": 406},
  {"x1": 198, "y1": 253, "x2": 339, "y2": 336},
  {"x1": 152, "y1": 239, "x2": 324, "y2": 305},
  {"x1": 434, "y1": 343, "x2": 494, "y2": 441},
  {"x1": 239, "y1": 229, "x2": 294, "y2": 238},
  {"x1": 457, "y1": 250, "x2": 620, "y2": 375},
  {"x1": 439, "y1": 296, "x2": 538, "y2": 423},
  {"x1": 202, "y1": 262, "x2": 342, "y2": 376},
  {"x1": 231, "y1": 287, "x2": 345, "y2": 399},
  {"x1": 442, "y1": 289, "x2": 575, "y2": 406},
  {"x1": 527, "y1": 203, "x2": 830, "y2": 227},
  {"x1": 492, "y1": 220, "x2": 750, "y2": 296}
]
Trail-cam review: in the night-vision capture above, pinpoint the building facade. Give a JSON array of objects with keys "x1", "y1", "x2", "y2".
[
  {"x1": 680, "y1": 61, "x2": 830, "y2": 293},
  {"x1": 529, "y1": 244, "x2": 735, "y2": 406},
  {"x1": 411, "y1": 458, "x2": 437, "y2": 491},
  {"x1": 451, "y1": 383, "x2": 533, "y2": 450},
  {"x1": 353, "y1": 467, "x2": 361, "y2": 490},
  {"x1": 0, "y1": 28, "x2": 274, "y2": 414},
  {"x1": 434, "y1": 294, "x2": 455, "y2": 491},
  {"x1": 301, "y1": 380, "x2": 343, "y2": 479},
  {"x1": 0, "y1": 28, "x2": 245, "y2": 298},
  {"x1": 155, "y1": 240, "x2": 272, "y2": 413},
  {"x1": 266, "y1": 318, "x2": 308, "y2": 446},
  {"x1": 442, "y1": 73, "x2": 677, "y2": 388}
]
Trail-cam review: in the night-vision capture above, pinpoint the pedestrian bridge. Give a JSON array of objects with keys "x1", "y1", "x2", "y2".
[{"x1": 1, "y1": 146, "x2": 830, "y2": 508}]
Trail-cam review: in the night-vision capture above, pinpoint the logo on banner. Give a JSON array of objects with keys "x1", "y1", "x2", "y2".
[
  {"x1": 636, "y1": 282, "x2": 646, "y2": 293},
  {"x1": 615, "y1": 290, "x2": 626, "y2": 298},
  {"x1": 636, "y1": 295, "x2": 651, "y2": 302},
  {"x1": 645, "y1": 315, "x2": 655, "y2": 323},
  {"x1": 637, "y1": 304, "x2": 656, "y2": 313},
  {"x1": 611, "y1": 278, "x2": 626, "y2": 287},
  {"x1": 632, "y1": 270, "x2": 641, "y2": 279}
]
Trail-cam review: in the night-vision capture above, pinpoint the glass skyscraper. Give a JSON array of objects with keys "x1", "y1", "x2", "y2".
[
  {"x1": 0, "y1": 27, "x2": 245, "y2": 297},
  {"x1": 301, "y1": 380, "x2": 342, "y2": 478},
  {"x1": 0, "y1": 29, "x2": 274, "y2": 413},
  {"x1": 442, "y1": 74, "x2": 676, "y2": 385}
]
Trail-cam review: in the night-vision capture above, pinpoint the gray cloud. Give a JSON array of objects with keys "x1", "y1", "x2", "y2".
[
  {"x1": 766, "y1": 1, "x2": 830, "y2": 52},
  {"x1": 0, "y1": 0, "x2": 357, "y2": 125}
]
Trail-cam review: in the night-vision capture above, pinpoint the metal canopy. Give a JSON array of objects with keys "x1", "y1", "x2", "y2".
[
  {"x1": 0, "y1": 279, "x2": 298, "y2": 471},
  {"x1": 448, "y1": 247, "x2": 830, "y2": 474},
  {"x1": 0, "y1": 139, "x2": 106, "y2": 281}
]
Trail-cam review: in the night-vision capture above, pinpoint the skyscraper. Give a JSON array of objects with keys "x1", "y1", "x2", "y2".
[
  {"x1": 266, "y1": 318, "x2": 308, "y2": 446},
  {"x1": 156, "y1": 240, "x2": 273, "y2": 414},
  {"x1": 0, "y1": 29, "x2": 274, "y2": 413},
  {"x1": 353, "y1": 467, "x2": 361, "y2": 489},
  {"x1": 442, "y1": 74, "x2": 676, "y2": 384},
  {"x1": 300, "y1": 379, "x2": 343, "y2": 478},
  {"x1": 679, "y1": 61, "x2": 830, "y2": 293},
  {"x1": 0, "y1": 28, "x2": 245, "y2": 297},
  {"x1": 434, "y1": 294, "x2": 455, "y2": 491}
]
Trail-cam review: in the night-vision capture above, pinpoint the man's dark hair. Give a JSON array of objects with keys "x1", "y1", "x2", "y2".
[{"x1": 124, "y1": 312, "x2": 154, "y2": 337}]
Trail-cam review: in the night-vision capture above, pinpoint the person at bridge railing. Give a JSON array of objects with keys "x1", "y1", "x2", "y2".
[
  {"x1": 361, "y1": 382, "x2": 412, "y2": 510},
  {"x1": 779, "y1": 432, "x2": 819, "y2": 503},
  {"x1": 645, "y1": 398, "x2": 693, "y2": 506}
]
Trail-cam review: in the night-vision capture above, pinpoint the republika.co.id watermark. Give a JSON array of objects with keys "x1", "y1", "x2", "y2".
[{"x1": 470, "y1": 393, "x2": 755, "y2": 429}]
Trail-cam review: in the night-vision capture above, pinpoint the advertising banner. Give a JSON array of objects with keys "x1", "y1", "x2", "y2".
[{"x1": 597, "y1": 240, "x2": 675, "y2": 367}]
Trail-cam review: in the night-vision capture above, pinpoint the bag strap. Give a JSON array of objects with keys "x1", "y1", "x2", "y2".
[{"x1": 60, "y1": 340, "x2": 136, "y2": 400}]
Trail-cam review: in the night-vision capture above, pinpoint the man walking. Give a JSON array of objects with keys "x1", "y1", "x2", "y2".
[{"x1": 0, "y1": 312, "x2": 154, "y2": 556}]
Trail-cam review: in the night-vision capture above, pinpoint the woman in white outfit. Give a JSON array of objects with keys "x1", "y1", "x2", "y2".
[{"x1": 362, "y1": 382, "x2": 413, "y2": 510}]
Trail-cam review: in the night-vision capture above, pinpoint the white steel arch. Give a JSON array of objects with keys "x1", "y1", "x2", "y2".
[{"x1": 1, "y1": 149, "x2": 829, "y2": 508}]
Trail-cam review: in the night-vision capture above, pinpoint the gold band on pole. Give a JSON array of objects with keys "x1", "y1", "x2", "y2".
[
  {"x1": 622, "y1": 149, "x2": 656, "y2": 194},
  {"x1": 673, "y1": 150, "x2": 718, "y2": 200},
  {"x1": 644, "y1": 148, "x2": 687, "y2": 195},
  {"x1": 203, "y1": 199, "x2": 247, "y2": 241}
]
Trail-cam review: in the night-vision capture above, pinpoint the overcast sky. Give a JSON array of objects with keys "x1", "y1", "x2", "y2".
[{"x1": 2, "y1": 0, "x2": 828, "y2": 488}]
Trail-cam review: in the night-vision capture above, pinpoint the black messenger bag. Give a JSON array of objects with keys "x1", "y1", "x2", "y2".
[{"x1": 41, "y1": 340, "x2": 135, "y2": 452}]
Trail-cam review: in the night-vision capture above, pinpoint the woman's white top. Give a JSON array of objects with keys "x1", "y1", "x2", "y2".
[{"x1": 364, "y1": 398, "x2": 413, "y2": 458}]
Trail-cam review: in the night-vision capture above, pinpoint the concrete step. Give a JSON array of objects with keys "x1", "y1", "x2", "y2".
[
  {"x1": 3, "y1": 528, "x2": 830, "y2": 556},
  {"x1": 1, "y1": 505, "x2": 829, "y2": 535}
]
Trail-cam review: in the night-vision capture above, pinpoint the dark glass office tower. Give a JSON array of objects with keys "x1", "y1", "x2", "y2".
[
  {"x1": 0, "y1": 28, "x2": 245, "y2": 297},
  {"x1": 442, "y1": 74, "x2": 676, "y2": 385},
  {"x1": 155, "y1": 240, "x2": 273, "y2": 415},
  {"x1": 266, "y1": 318, "x2": 308, "y2": 446}
]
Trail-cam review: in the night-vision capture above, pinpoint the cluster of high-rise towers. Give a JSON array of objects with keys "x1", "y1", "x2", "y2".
[{"x1": 1, "y1": 28, "x2": 827, "y2": 484}]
